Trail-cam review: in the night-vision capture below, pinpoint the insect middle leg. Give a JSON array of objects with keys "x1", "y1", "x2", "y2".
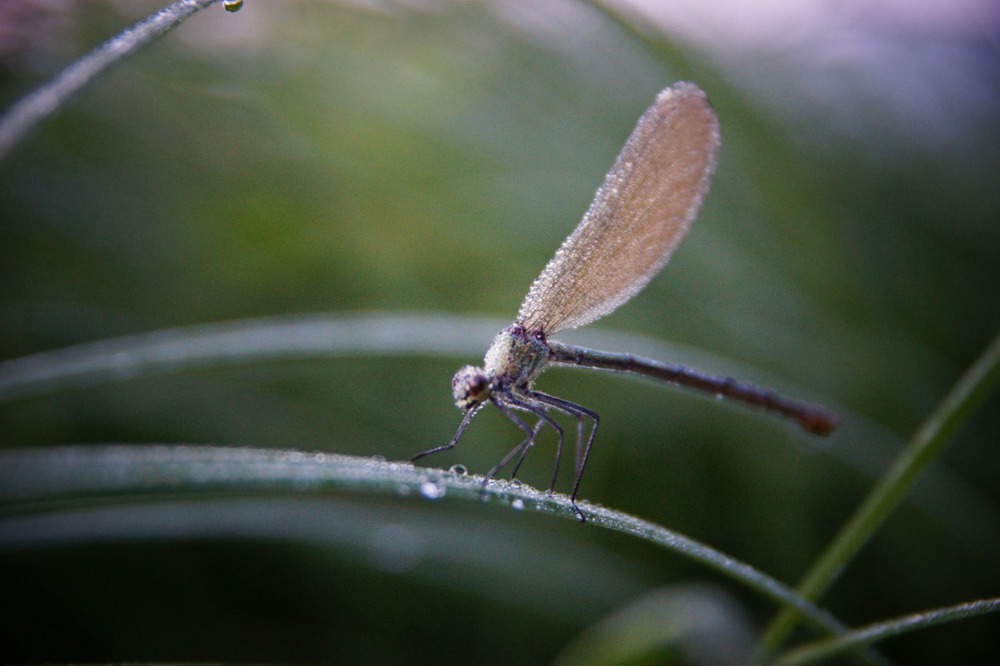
[
  {"x1": 508, "y1": 418, "x2": 547, "y2": 480},
  {"x1": 524, "y1": 390, "x2": 599, "y2": 518},
  {"x1": 490, "y1": 395, "x2": 563, "y2": 489}
]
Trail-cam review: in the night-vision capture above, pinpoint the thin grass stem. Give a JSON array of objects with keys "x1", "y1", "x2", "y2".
[
  {"x1": 776, "y1": 597, "x2": 1000, "y2": 665},
  {"x1": 761, "y1": 330, "x2": 1000, "y2": 654},
  {"x1": 0, "y1": 0, "x2": 222, "y2": 162}
]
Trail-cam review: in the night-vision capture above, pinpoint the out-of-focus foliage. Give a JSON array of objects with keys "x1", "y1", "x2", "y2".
[{"x1": 1, "y1": 0, "x2": 998, "y2": 663}]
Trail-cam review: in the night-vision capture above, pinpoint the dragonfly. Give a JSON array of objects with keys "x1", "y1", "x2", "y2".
[{"x1": 411, "y1": 82, "x2": 837, "y2": 519}]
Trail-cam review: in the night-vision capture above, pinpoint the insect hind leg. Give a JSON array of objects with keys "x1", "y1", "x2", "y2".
[
  {"x1": 499, "y1": 393, "x2": 571, "y2": 493},
  {"x1": 525, "y1": 390, "x2": 599, "y2": 521}
]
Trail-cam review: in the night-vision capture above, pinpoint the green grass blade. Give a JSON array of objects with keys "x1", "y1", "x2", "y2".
[
  {"x1": 761, "y1": 330, "x2": 1000, "y2": 653},
  {"x1": 0, "y1": 313, "x2": 501, "y2": 403},
  {"x1": 776, "y1": 597, "x2": 1000, "y2": 665},
  {"x1": 553, "y1": 585, "x2": 756, "y2": 666},
  {"x1": 0, "y1": 0, "x2": 223, "y2": 162},
  {"x1": 0, "y1": 444, "x2": 857, "y2": 647}
]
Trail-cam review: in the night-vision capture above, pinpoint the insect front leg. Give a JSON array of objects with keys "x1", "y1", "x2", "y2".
[{"x1": 410, "y1": 404, "x2": 483, "y2": 463}]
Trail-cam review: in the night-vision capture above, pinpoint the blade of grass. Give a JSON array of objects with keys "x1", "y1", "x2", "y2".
[
  {"x1": 3, "y1": 312, "x2": 996, "y2": 568},
  {"x1": 0, "y1": 495, "x2": 655, "y2": 622},
  {"x1": 0, "y1": 444, "x2": 863, "y2": 654},
  {"x1": 0, "y1": 313, "x2": 836, "y2": 409},
  {"x1": 761, "y1": 330, "x2": 1000, "y2": 654},
  {"x1": 0, "y1": 313, "x2": 503, "y2": 403},
  {"x1": 553, "y1": 585, "x2": 757, "y2": 666},
  {"x1": 776, "y1": 597, "x2": 1000, "y2": 666},
  {"x1": 0, "y1": 0, "x2": 224, "y2": 162}
]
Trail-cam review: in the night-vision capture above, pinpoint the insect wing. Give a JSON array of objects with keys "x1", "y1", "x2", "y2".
[{"x1": 517, "y1": 82, "x2": 720, "y2": 334}]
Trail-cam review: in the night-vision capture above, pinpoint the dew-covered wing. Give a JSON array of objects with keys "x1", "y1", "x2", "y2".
[{"x1": 516, "y1": 82, "x2": 720, "y2": 334}]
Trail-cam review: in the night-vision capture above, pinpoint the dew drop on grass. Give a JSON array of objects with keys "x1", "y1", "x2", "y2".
[
  {"x1": 419, "y1": 478, "x2": 445, "y2": 500},
  {"x1": 511, "y1": 498, "x2": 525, "y2": 511},
  {"x1": 448, "y1": 464, "x2": 468, "y2": 477}
]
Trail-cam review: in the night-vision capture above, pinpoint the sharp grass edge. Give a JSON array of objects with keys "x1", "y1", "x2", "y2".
[{"x1": 0, "y1": 444, "x2": 851, "y2": 643}]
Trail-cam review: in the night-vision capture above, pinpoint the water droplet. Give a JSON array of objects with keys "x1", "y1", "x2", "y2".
[
  {"x1": 448, "y1": 464, "x2": 468, "y2": 476},
  {"x1": 370, "y1": 454, "x2": 387, "y2": 463},
  {"x1": 511, "y1": 498, "x2": 525, "y2": 511},
  {"x1": 223, "y1": 0, "x2": 244, "y2": 12},
  {"x1": 419, "y1": 479, "x2": 446, "y2": 500},
  {"x1": 313, "y1": 452, "x2": 326, "y2": 463}
]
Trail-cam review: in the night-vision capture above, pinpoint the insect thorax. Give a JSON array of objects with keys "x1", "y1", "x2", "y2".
[{"x1": 483, "y1": 324, "x2": 550, "y2": 390}]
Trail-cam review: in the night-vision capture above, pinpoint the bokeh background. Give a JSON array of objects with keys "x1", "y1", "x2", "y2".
[{"x1": 1, "y1": 0, "x2": 999, "y2": 663}]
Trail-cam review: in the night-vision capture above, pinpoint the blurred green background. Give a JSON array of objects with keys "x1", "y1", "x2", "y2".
[{"x1": 1, "y1": 0, "x2": 998, "y2": 663}]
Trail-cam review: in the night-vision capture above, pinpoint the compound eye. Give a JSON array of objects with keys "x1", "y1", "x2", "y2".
[{"x1": 452, "y1": 365, "x2": 490, "y2": 409}]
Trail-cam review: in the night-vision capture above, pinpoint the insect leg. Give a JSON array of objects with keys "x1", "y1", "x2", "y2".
[
  {"x1": 501, "y1": 393, "x2": 569, "y2": 492},
  {"x1": 525, "y1": 390, "x2": 600, "y2": 521},
  {"x1": 409, "y1": 404, "x2": 483, "y2": 463},
  {"x1": 490, "y1": 395, "x2": 563, "y2": 486},
  {"x1": 509, "y1": 418, "x2": 547, "y2": 480}
]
